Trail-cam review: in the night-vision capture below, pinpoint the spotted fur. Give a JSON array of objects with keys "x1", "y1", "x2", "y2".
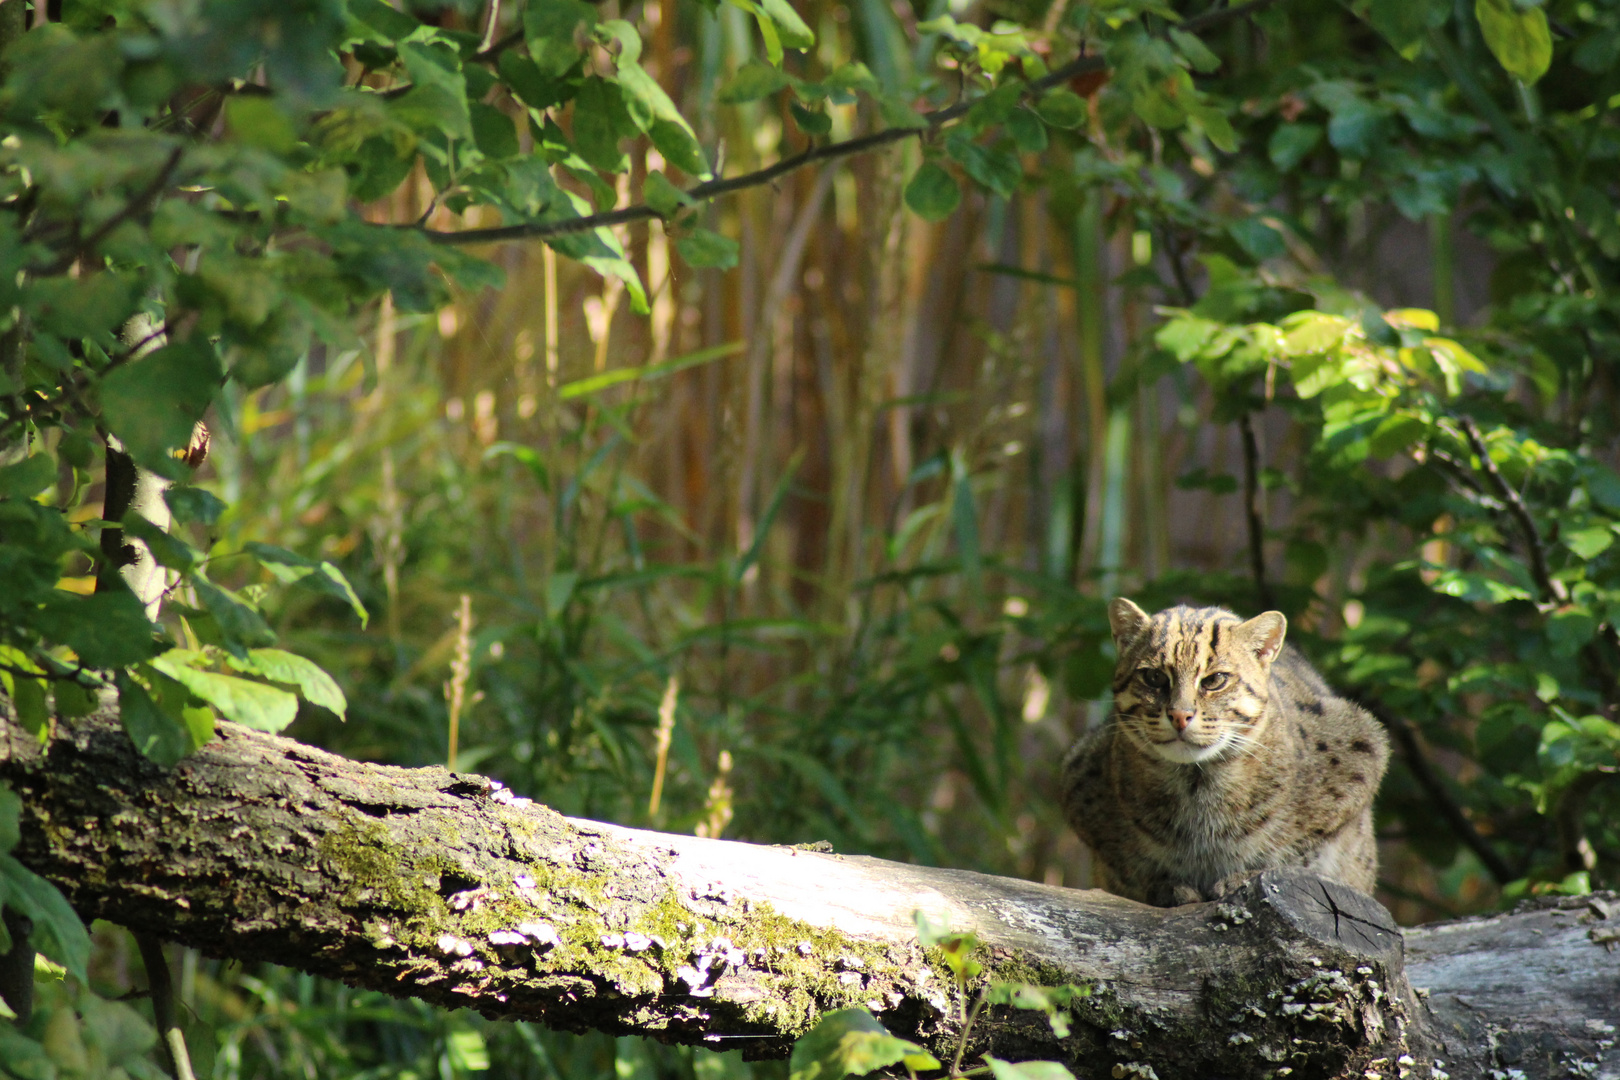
[{"x1": 1060, "y1": 598, "x2": 1390, "y2": 907}]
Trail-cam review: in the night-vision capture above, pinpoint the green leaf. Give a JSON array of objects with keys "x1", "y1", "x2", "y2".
[
  {"x1": 644, "y1": 170, "x2": 696, "y2": 217},
  {"x1": 985, "y1": 1056, "x2": 1078, "y2": 1080},
  {"x1": 35, "y1": 588, "x2": 161, "y2": 668},
  {"x1": 225, "y1": 96, "x2": 298, "y2": 153},
  {"x1": 192, "y1": 576, "x2": 278, "y2": 654},
  {"x1": 100, "y1": 342, "x2": 223, "y2": 477},
  {"x1": 395, "y1": 41, "x2": 471, "y2": 139},
  {"x1": 149, "y1": 652, "x2": 299, "y2": 733},
  {"x1": 525, "y1": 0, "x2": 597, "y2": 76},
  {"x1": 1169, "y1": 28, "x2": 1221, "y2": 72},
  {"x1": 0, "y1": 781, "x2": 20, "y2": 854},
  {"x1": 120, "y1": 512, "x2": 196, "y2": 571},
  {"x1": 1268, "y1": 123, "x2": 1322, "y2": 172},
  {"x1": 226, "y1": 648, "x2": 347, "y2": 720},
  {"x1": 0, "y1": 1027, "x2": 55, "y2": 1080},
  {"x1": 1228, "y1": 217, "x2": 1286, "y2": 261},
  {"x1": 1563, "y1": 525, "x2": 1615, "y2": 560},
  {"x1": 1004, "y1": 108, "x2": 1048, "y2": 153},
  {"x1": 164, "y1": 485, "x2": 226, "y2": 526},
  {"x1": 0, "y1": 852, "x2": 90, "y2": 982},
  {"x1": 498, "y1": 50, "x2": 573, "y2": 110},
  {"x1": 789, "y1": 101, "x2": 832, "y2": 135},
  {"x1": 348, "y1": 0, "x2": 421, "y2": 40},
  {"x1": 965, "y1": 80, "x2": 1023, "y2": 134},
  {"x1": 719, "y1": 59, "x2": 791, "y2": 103},
  {"x1": 470, "y1": 102, "x2": 520, "y2": 159},
  {"x1": 676, "y1": 228, "x2": 740, "y2": 269},
  {"x1": 945, "y1": 133, "x2": 1021, "y2": 198},
  {"x1": 0, "y1": 454, "x2": 57, "y2": 500},
  {"x1": 787, "y1": 1009, "x2": 940, "y2": 1080},
  {"x1": 558, "y1": 341, "x2": 742, "y2": 399},
  {"x1": 759, "y1": 0, "x2": 815, "y2": 49},
  {"x1": 118, "y1": 670, "x2": 196, "y2": 768},
  {"x1": 244, "y1": 542, "x2": 370, "y2": 627},
  {"x1": 905, "y1": 163, "x2": 961, "y2": 221},
  {"x1": 1475, "y1": 0, "x2": 1552, "y2": 83},
  {"x1": 1034, "y1": 88, "x2": 1087, "y2": 130},
  {"x1": 597, "y1": 21, "x2": 710, "y2": 177},
  {"x1": 572, "y1": 77, "x2": 634, "y2": 173}
]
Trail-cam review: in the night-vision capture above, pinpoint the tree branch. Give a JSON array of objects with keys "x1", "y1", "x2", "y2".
[
  {"x1": 1456, "y1": 416, "x2": 1566, "y2": 604},
  {"x1": 1355, "y1": 694, "x2": 1518, "y2": 886},
  {"x1": 421, "y1": 0, "x2": 1288, "y2": 247},
  {"x1": 1238, "y1": 410, "x2": 1274, "y2": 610}
]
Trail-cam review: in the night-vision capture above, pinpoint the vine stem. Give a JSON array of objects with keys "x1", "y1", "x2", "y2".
[{"x1": 136, "y1": 934, "x2": 198, "y2": 1080}]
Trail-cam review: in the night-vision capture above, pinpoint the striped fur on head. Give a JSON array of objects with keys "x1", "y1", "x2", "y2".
[{"x1": 1106, "y1": 598, "x2": 1287, "y2": 765}]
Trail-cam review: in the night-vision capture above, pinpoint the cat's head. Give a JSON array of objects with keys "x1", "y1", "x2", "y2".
[{"x1": 1106, "y1": 598, "x2": 1287, "y2": 765}]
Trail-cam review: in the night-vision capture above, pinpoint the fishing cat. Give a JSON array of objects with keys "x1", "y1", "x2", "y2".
[{"x1": 1061, "y1": 599, "x2": 1389, "y2": 907}]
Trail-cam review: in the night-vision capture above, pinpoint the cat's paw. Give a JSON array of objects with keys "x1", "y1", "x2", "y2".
[
  {"x1": 1210, "y1": 870, "x2": 1260, "y2": 899},
  {"x1": 1170, "y1": 884, "x2": 1204, "y2": 906}
]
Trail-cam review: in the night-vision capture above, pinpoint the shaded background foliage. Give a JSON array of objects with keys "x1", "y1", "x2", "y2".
[{"x1": 1, "y1": 0, "x2": 1618, "y2": 1072}]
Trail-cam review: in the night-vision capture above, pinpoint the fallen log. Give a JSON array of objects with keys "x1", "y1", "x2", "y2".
[{"x1": 1, "y1": 713, "x2": 1615, "y2": 1080}]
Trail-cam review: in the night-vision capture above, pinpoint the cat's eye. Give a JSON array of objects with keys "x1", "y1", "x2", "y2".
[
  {"x1": 1137, "y1": 669, "x2": 1169, "y2": 689},
  {"x1": 1200, "y1": 672, "x2": 1231, "y2": 691}
]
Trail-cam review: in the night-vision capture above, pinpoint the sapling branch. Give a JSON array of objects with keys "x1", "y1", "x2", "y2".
[
  {"x1": 136, "y1": 933, "x2": 197, "y2": 1080},
  {"x1": 1238, "y1": 411, "x2": 1274, "y2": 610},
  {"x1": 1457, "y1": 416, "x2": 1567, "y2": 604}
]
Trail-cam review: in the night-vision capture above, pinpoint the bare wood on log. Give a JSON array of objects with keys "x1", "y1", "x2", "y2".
[{"x1": 1, "y1": 711, "x2": 1617, "y2": 1079}]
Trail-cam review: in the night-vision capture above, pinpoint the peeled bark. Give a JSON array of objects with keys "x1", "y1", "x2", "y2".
[{"x1": 1, "y1": 711, "x2": 1616, "y2": 1080}]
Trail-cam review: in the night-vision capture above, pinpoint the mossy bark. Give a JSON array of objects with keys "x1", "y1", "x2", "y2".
[{"x1": 1, "y1": 712, "x2": 1615, "y2": 1079}]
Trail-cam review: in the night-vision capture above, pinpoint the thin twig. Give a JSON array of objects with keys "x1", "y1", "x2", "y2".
[
  {"x1": 136, "y1": 933, "x2": 197, "y2": 1080},
  {"x1": 1457, "y1": 416, "x2": 1567, "y2": 603},
  {"x1": 1356, "y1": 695, "x2": 1517, "y2": 886},
  {"x1": 421, "y1": 0, "x2": 1288, "y2": 247},
  {"x1": 1238, "y1": 411, "x2": 1274, "y2": 610}
]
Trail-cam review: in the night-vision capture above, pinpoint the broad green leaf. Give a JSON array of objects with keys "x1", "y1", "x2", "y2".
[
  {"x1": 226, "y1": 96, "x2": 298, "y2": 153},
  {"x1": 0, "y1": 853, "x2": 90, "y2": 982},
  {"x1": 348, "y1": 0, "x2": 421, "y2": 39},
  {"x1": 165, "y1": 485, "x2": 226, "y2": 526},
  {"x1": 470, "y1": 102, "x2": 520, "y2": 159},
  {"x1": 525, "y1": 0, "x2": 597, "y2": 76},
  {"x1": 121, "y1": 511, "x2": 196, "y2": 571},
  {"x1": 759, "y1": 0, "x2": 815, "y2": 49},
  {"x1": 34, "y1": 588, "x2": 161, "y2": 668},
  {"x1": 118, "y1": 670, "x2": 196, "y2": 768},
  {"x1": 227, "y1": 648, "x2": 347, "y2": 719},
  {"x1": 1034, "y1": 88, "x2": 1087, "y2": 129},
  {"x1": 1005, "y1": 108, "x2": 1048, "y2": 152},
  {"x1": 985, "y1": 1056, "x2": 1078, "y2": 1080},
  {"x1": 644, "y1": 170, "x2": 695, "y2": 217},
  {"x1": 787, "y1": 1009, "x2": 939, "y2": 1080},
  {"x1": 100, "y1": 342, "x2": 222, "y2": 477},
  {"x1": 905, "y1": 162, "x2": 961, "y2": 221},
  {"x1": 1563, "y1": 525, "x2": 1615, "y2": 560},
  {"x1": 1475, "y1": 0, "x2": 1552, "y2": 84},
  {"x1": 192, "y1": 576, "x2": 277, "y2": 654},
  {"x1": 572, "y1": 76, "x2": 634, "y2": 173},
  {"x1": 0, "y1": 1027, "x2": 54, "y2": 1080},
  {"x1": 446, "y1": 1029, "x2": 491, "y2": 1071},
  {"x1": 0, "y1": 454, "x2": 57, "y2": 500},
  {"x1": 395, "y1": 41, "x2": 471, "y2": 139},
  {"x1": 0, "y1": 780, "x2": 20, "y2": 853},
  {"x1": 945, "y1": 133, "x2": 1021, "y2": 198},
  {"x1": 1169, "y1": 28, "x2": 1221, "y2": 72},
  {"x1": 965, "y1": 80, "x2": 1023, "y2": 134},
  {"x1": 498, "y1": 50, "x2": 572, "y2": 110},
  {"x1": 719, "y1": 60, "x2": 791, "y2": 103},
  {"x1": 244, "y1": 542, "x2": 370, "y2": 627},
  {"x1": 676, "y1": 228, "x2": 740, "y2": 269},
  {"x1": 1268, "y1": 123, "x2": 1322, "y2": 172},
  {"x1": 149, "y1": 653, "x2": 299, "y2": 732},
  {"x1": 788, "y1": 101, "x2": 831, "y2": 135},
  {"x1": 597, "y1": 21, "x2": 710, "y2": 177}
]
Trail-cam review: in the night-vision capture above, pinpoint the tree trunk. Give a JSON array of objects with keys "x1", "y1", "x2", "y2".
[{"x1": 1, "y1": 711, "x2": 1615, "y2": 1080}]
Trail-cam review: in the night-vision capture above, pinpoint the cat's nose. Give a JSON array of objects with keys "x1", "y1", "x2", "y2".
[{"x1": 1168, "y1": 709, "x2": 1194, "y2": 732}]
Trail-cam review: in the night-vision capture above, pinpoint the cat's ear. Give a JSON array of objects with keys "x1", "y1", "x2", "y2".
[
  {"x1": 1236, "y1": 611, "x2": 1287, "y2": 665},
  {"x1": 1108, "y1": 598, "x2": 1151, "y2": 648}
]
